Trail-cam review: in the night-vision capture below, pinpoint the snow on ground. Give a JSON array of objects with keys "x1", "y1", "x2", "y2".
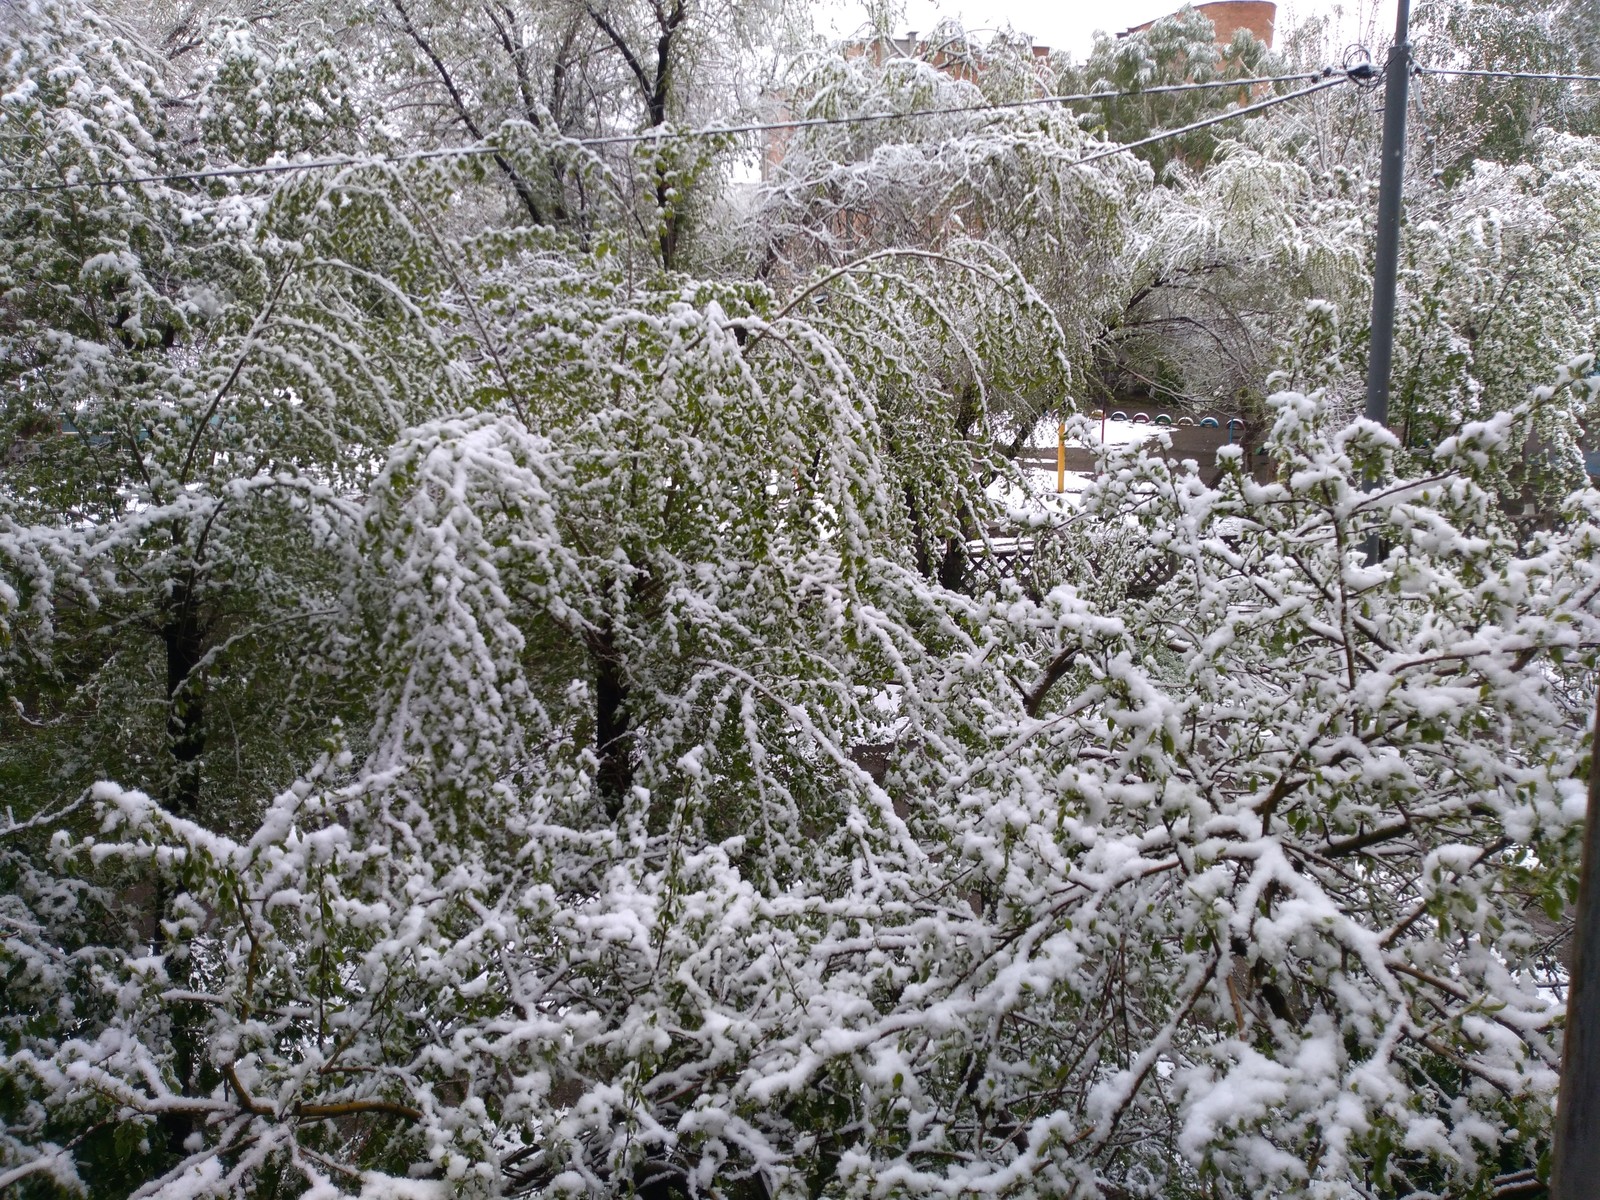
[
  {"x1": 1023, "y1": 413, "x2": 1165, "y2": 451},
  {"x1": 992, "y1": 415, "x2": 1165, "y2": 514}
]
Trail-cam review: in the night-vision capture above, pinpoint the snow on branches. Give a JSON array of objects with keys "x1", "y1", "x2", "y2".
[
  {"x1": 3, "y1": 2, "x2": 1600, "y2": 1198},
  {"x1": 11, "y1": 377, "x2": 1599, "y2": 1199}
]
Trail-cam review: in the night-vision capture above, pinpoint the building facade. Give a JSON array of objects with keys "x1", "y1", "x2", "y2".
[{"x1": 1120, "y1": 2, "x2": 1276, "y2": 48}]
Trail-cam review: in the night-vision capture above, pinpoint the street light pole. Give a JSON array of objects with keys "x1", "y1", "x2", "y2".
[
  {"x1": 1553, "y1": 689, "x2": 1600, "y2": 1197},
  {"x1": 1364, "y1": 0, "x2": 1412, "y2": 427}
]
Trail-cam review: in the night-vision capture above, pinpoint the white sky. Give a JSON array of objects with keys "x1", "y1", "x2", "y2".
[{"x1": 814, "y1": 0, "x2": 1402, "y2": 61}]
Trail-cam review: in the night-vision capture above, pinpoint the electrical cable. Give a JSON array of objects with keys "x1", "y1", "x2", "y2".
[
  {"x1": 0, "y1": 68, "x2": 1356, "y2": 195},
  {"x1": 1067, "y1": 74, "x2": 1348, "y2": 167},
  {"x1": 580, "y1": 67, "x2": 1347, "y2": 146},
  {"x1": 1416, "y1": 67, "x2": 1600, "y2": 83}
]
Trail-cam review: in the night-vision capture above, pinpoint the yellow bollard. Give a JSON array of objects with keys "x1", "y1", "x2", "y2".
[{"x1": 1056, "y1": 420, "x2": 1066, "y2": 494}]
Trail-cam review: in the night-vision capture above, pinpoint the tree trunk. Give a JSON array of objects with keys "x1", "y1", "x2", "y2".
[
  {"x1": 158, "y1": 599, "x2": 207, "y2": 1157},
  {"x1": 937, "y1": 536, "x2": 967, "y2": 592},
  {"x1": 592, "y1": 628, "x2": 633, "y2": 818},
  {"x1": 162, "y1": 602, "x2": 206, "y2": 824}
]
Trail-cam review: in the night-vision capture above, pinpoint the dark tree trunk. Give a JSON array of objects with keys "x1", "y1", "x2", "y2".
[
  {"x1": 592, "y1": 629, "x2": 633, "y2": 818},
  {"x1": 587, "y1": 0, "x2": 685, "y2": 269},
  {"x1": 157, "y1": 598, "x2": 208, "y2": 1158},
  {"x1": 162, "y1": 602, "x2": 206, "y2": 823},
  {"x1": 656, "y1": 171, "x2": 680, "y2": 271},
  {"x1": 937, "y1": 536, "x2": 967, "y2": 592},
  {"x1": 391, "y1": 0, "x2": 548, "y2": 225}
]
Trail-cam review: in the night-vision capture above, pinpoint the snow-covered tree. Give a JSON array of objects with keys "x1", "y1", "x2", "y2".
[
  {"x1": 731, "y1": 29, "x2": 1147, "y2": 581},
  {"x1": 4, "y1": 3, "x2": 1600, "y2": 1199},
  {"x1": 1087, "y1": 8, "x2": 1600, "y2": 485},
  {"x1": 1388, "y1": 134, "x2": 1600, "y2": 493},
  {"x1": 1061, "y1": 6, "x2": 1277, "y2": 179},
  {"x1": 1412, "y1": 0, "x2": 1600, "y2": 183}
]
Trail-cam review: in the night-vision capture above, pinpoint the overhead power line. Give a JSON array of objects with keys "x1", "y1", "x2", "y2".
[
  {"x1": 1417, "y1": 66, "x2": 1600, "y2": 83},
  {"x1": 0, "y1": 143, "x2": 492, "y2": 195},
  {"x1": 0, "y1": 68, "x2": 1357, "y2": 196},
  {"x1": 581, "y1": 67, "x2": 1349, "y2": 146},
  {"x1": 6, "y1": 63, "x2": 1598, "y2": 198},
  {"x1": 1069, "y1": 75, "x2": 1347, "y2": 168}
]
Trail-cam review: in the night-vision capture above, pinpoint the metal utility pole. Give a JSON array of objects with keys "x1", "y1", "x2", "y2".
[
  {"x1": 1364, "y1": 0, "x2": 1412, "y2": 427},
  {"x1": 1553, "y1": 691, "x2": 1600, "y2": 1196}
]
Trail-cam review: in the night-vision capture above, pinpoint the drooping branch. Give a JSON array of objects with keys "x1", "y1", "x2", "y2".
[
  {"x1": 226, "y1": 1062, "x2": 423, "y2": 1122},
  {"x1": 389, "y1": 0, "x2": 549, "y2": 226},
  {"x1": 586, "y1": 5, "x2": 656, "y2": 117}
]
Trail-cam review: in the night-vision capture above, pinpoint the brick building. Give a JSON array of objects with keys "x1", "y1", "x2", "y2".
[{"x1": 1120, "y1": 1, "x2": 1276, "y2": 48}]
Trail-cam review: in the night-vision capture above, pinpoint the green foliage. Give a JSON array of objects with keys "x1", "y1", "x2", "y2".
[
  {"x1": 1414, "y1": 0, "x2": 1600, "y2": 182},
  {"x1": 197, "y1": 27, "x2": 371, "y2": 162},
  {"x1": 3, "y1": 2, "x2": 1600, "y2": 1198},
  {"x1": 1065, "y1": 6, "x2": 1277, "y2": 178}
]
